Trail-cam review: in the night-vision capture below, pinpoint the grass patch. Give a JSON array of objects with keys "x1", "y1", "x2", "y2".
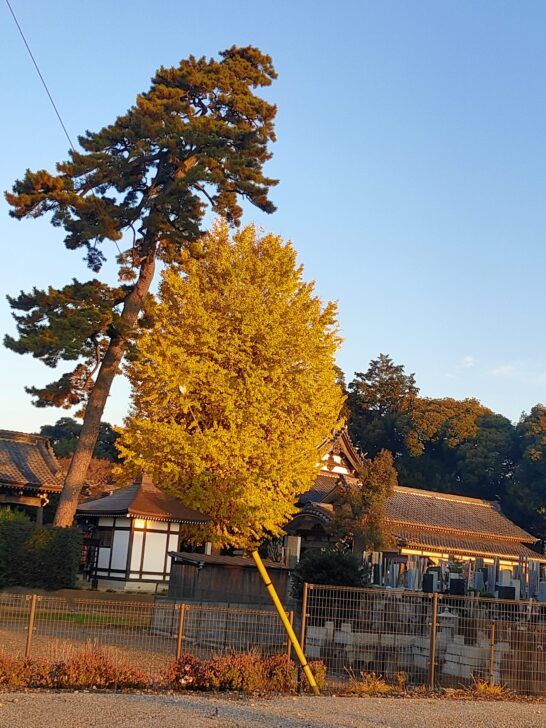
[
  {"x1": 347, "y1": 671, "x2": 395, "y2": 696},
  {"x1": 471, "y1": 678, "x2": 507, "y2": 698}
]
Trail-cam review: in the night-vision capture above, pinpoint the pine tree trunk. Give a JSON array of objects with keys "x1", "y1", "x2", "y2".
[{"x1": 53, "y1": 254, "x2": 156, "y2": 526}]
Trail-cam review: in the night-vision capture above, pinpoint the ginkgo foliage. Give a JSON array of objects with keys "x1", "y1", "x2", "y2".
[{"x1": 117, "y1": 222, "x2": 344, "y2": 545}]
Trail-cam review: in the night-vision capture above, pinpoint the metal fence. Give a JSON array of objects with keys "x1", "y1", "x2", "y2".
[
  {"x1": 2, "y1": 588, "x2": 545, "y2": 694},
  {"x1": 0, "y1": 593, "x2": 291, "y2": 675},
  {"x1": 301, "y1": 584, "x2": 546, "y2": 695}
]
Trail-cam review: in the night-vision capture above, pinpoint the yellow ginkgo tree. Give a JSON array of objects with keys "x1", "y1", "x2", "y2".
[{"x1": 117, "y1": 221, "x2": 344, "y2": 546}]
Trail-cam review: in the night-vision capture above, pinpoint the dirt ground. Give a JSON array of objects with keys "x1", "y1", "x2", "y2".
[
  {"x1": 0, "y1": 692, "x2": 544, "y2": 728},
  {"x1": 0, "y1": 625, "x2": 172, "y2": 674}
]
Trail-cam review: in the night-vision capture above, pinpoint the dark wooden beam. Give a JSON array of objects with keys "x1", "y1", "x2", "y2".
[{"x1": 0, "y1": 493, "x2": 42, "y2": 508}]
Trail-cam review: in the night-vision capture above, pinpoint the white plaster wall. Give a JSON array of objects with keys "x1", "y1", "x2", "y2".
[
  {"x1": 149, "y1": 521, "x2": 168, "y2": 531},
  {"x1": 111, "y1": 529, "x2": 130, "y2": 572},
  {"x1": 167, "y1": 533, "x2": 178, "y2": 553},
  {"x1": 97, "y1": 547, "x2": 110, "y2": 569},
  {"x1": 130, "y1": 531, "x2": 144, "y2": 571},
  {"x1": 166, "y1": 533, "x2": 179, "y2": 573},
  {"x1": 142, "y1": 531, "x2": 167, "y2": 572}
]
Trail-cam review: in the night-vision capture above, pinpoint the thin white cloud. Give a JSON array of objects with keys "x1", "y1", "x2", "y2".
[
  {"x1": 462, "y1": 355, "x2": 475, "y2": 368},
  {"x1": 491, "y1": 365, "x2": 515, "y2": 376}
]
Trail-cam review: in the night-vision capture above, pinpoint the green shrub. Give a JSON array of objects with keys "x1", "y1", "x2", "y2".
[
  {"x1": 0, "y1": 652, "x2": 30, "y2": 688},
  {"x1": 201, "y1": 652, "x2": 267, "y2": 692},
  {"x1": 0, "y1": 648, "x2": 323, "y2": 694},
  {"x1": 161, "y1": 652, "x2": 312, "y2": 694},
  {"x1": 263, "y1": 654, "x2": 298, "y2": 693},
  {"x1": 307, "y1": 660, "x2": 327, "y2": 692},
  {"x1": 159, "y1": 653, "x2": 203, "y2": 689},
  {"x1": 52, "y1": 647, "x2": 149, "y2": 690},
  {"x1": 290, "y1": 548, "x2": 368, "y2": 600},
  {"x1": 52, "y1": 648, "x2": 119, "y2": 689},
  {"x1": 0, "y1": 507, "x2": 30, "y2": 523},
  {"x1": 0, "y1": 522, "x2": 82, "y2": 590}
]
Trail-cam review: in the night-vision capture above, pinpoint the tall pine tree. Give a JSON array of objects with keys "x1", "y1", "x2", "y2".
[{"x1": 5, "y1": 47, "x2": 278, "y2": 525}]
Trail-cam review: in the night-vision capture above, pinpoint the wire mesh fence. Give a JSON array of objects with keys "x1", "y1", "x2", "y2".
[
  {"x1": 152, "y1": 600, "x2": 291, "y2": 660},
  {"x1": 0, "y1": 593, "x2": 291, "y2": 675},
  {"x1": 302, "y1": 585, "x2": 434, "y2": 685},
  {"x1": 302, "y1": 584, "x2": 546, "y2": 695},
  {"x1": 2, "y1": 587, "x2": 545, "y2": 694},
  {"x1": 0, "y1": 592, "x2": 32, "y2": 659}
]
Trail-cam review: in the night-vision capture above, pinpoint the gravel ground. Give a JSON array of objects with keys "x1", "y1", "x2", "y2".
[{"x1": 0, "y1": 693, "x2": 544, "y2": 728}]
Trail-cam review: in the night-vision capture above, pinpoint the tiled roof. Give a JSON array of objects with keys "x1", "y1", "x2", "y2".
[
  {"x1": 169, "y1": 551, "x2": 290, "y2": 570},
  {"x1": 299, "y1": 473, "x2": 341, "y2": 504},
  {"x1": 394, "y1": 524, "x2": 546, "y2": 562},
  {"x1": 293, "y1": 432, "x2": 543, "y2": 561},
  {"x1": 291, "y1": 471, "x2": 544, "y2": 561},
  {"x1": 388, "y1": 486, "x2": 533, "y2": 541},
  {"x1": 300, "y1": 473, "x2": 535, "y2": 542},
  {"x1": 77, "y1": 471, "x2": 210, "y2": 524},
  {"x1": 0, "y1": 430, "x2": 63, "y2": 492}
]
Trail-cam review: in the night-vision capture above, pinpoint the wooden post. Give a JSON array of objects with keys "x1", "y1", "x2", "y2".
[
  {"x1": 175, "y1": 603, "x2": 186, "y2": 660},
  {"x1": 300, "y1": 582, "x2": 310, "y2": 650},
  {"x1": 25, "y1": 594, "x2": 39, "y2": 660},
  {"x1": 428, "y1": 593, "x2": 439, "y2": 690},
  {"x1": 489, "y1": 621, "x2": 496, "y2": 686},
  {"x1": 287, "y1": 611, "x2": 294, "y2": 660}
]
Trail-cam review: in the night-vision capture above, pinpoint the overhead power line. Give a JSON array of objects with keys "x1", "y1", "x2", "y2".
[
  {"x1": 4, "y1": 0, "x2": 125, "y2": 258},
  {"x1": 4, "y1": 0, "x2": 76, "y2": 151}
]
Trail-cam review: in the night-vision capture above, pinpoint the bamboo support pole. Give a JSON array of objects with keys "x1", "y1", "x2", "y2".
[
  {"x1": 252, "y1": 551, "x2": 320, "y2": 695},
  {"x1": 287, "y1": 611, "x2": 294, "y2": 660}
]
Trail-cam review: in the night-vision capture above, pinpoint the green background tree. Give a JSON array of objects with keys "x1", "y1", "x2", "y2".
[
  {"x1": 332, "y1": 449, "x2": 397, "y2": 553},
  {"x1": 505, "y1": 405, "x2": 546, "y2": 539},
  {"x1": 346, "y1": 354, "x2": 543, "y2": 538},
  {"x1": 348, "y1": 354, "x2": 418, "y2": 459},
  {"x1": 40, "y1": 417, "x2": 119, "y2": 460}
]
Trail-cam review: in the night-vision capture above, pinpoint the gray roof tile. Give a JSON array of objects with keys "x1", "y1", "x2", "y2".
[
  {"x1": 0, "y1": 430, "x2": 63, "y2": 492},
  {"x1": 77, "y1": 471, "x2": 209, "y2": 524}
]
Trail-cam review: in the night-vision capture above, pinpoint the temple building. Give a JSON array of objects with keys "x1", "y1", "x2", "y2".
[
  {"x1": 286, "y1": 430, "x2": 546, "y2": 598},
  {"x1": 77, "y1": 472, "x2": 210, "y2": 591},
  {"x1": 0, "y1": 430, "x2": 63, "y2": 523}
]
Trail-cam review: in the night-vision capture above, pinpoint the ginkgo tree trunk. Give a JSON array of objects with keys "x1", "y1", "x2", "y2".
[{"x1": 4, "y1": 46, "x2": 278, "y2": 526}]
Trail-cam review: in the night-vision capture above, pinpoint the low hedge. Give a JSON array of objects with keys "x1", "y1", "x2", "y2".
[
  {"x1": 0, "y1": 647, "x2": 327, "y2": 694},
  {"x1": 0, "y1": 522, "x2": 82, "y2": 590}
]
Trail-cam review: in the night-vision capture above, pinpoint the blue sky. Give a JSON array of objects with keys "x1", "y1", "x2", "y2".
[{"x1": 1, "y1": 1, "x2": 546, "y2": 432}]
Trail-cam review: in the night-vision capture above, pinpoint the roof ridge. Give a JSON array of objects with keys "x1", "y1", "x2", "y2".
[
  {"x1": 391, "y1": 520, "x2": 535, "y2": 543},
  {"x1": 0, "y1": 430, "x2": 49, "y2": 443},
  {"x1": 394, "y1": 485, "x2": 493, "y2": 506}
]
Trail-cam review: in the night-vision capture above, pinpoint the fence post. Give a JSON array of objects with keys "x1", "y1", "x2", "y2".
[
  {"x1": 25, "y1": 594, "x2": 39, "y2": 660},
  {"x1": 175, "y1": 603, "x2": 186, "y2": 660},
  {"x1": 428, "y1": 593, "x2": 439, "y2": 690},
  {"x1": 300, "y1": 582, "x2": 310, "y2": 651},
  {"x1": 287, "y1": 611, "x2": 294, "y2": 660},
  {"x1": 489, "y1": 621, "x2": 496, "y2": 686}
]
